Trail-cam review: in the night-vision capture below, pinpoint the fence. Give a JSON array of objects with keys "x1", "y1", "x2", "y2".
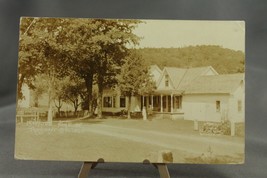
[{"x1": 16, "y1": 110, "x2": 40, "y2": 123}]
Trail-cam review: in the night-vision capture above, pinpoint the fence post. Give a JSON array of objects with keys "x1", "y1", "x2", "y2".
[
  {"x1": 194, "y1": 120, "x2": 199, "y2": 131},
  {"x1": 230, "y1": 120, "x2": 235, "y2": 136}
]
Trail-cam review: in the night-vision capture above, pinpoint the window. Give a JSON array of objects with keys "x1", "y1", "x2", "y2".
[
  {"x1": 120, "y1": 97, "x2": 126, "y2": 108},
  {"x1": 165, "y1": 74, "x2": 169, "y2": 87},
  {"x1": 216, "y1": 101, "x2": 221, "y2": 112},
  {"x1": 103, "y1": 97, "x2": 112, "y2": 108},
  {"x1": 113, "y1": 97, "x2": 116, "y2": 108},
  {"x1": 175, "y1": 96, "x2": 182, "y2": 109},
  {"x1": 238, "y1": 100, "x2": 242, "y2": 112}
]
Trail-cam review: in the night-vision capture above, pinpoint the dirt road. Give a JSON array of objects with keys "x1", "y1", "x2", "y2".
[{"x1": 15, "y1": 119, "x2": 244, "y2": 163}]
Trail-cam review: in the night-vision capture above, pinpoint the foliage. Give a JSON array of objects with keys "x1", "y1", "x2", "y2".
[
  {"x1": 31, "y1": 75, "x2": 47, "y2": 107},
  {"x1": 18, "y1": 18, "x2": 71, "y2": 124},
  {"x1": 117, "y1": 52, "x2": 155, "y2": 96},
  {"x1": 87, "y1": 19, "x2": 141, "y2": 118},
  {"x1": 52, "y1": 77, "x2": 70, "y2": 114},
  {"x1": 18, "y1": 18, "x2": 141, "y2": 119},
  {"x1": 61, "y1": 77, "x2": 86, "y2": 115},
  {"x1": 137, "y1": 45, "x2": 245, "y2": 74},
  {"x1": 116, "y1": 52, "x2": 156, "y2": 119}
]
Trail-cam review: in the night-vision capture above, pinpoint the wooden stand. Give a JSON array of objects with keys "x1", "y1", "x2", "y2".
[
  {"x1": 153, "y1": 163, "x2": 170, "y2": 178},
  {"x1": 78, "y1": 162, "x2": 170, "y2": 178}
]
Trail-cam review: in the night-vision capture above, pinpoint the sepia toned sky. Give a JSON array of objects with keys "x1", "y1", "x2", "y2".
[{"x1": 133, "y1": 20, "x2": 245, "y2": 52}]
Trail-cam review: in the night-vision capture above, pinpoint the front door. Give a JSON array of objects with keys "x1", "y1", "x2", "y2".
[{"x1": 163, "y1": 95, "x2": 171, "y2": 112}]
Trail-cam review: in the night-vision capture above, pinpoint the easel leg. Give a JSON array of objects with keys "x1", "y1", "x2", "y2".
[
  {"x1": 78, "y1": 161, "x2": 169, "y2": 178},
  {"x1": 153, "y1": 164, "x2": 170, "y2": 178},
  {"x1": 78, "y1": 162, "x2": 95, "y2": 178}
]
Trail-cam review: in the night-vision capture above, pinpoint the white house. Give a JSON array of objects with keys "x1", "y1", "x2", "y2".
[
  {"x1": 102, "y1": 65, "x2": 245, "y2": 123},
  {"x1": 151, "y1": 66, "x2": 218, "y2": 116}
]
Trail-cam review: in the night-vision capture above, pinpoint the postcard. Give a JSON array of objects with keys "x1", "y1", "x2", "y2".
[{"x1": 15, "y1": 17, "x2": 245, "y2": 164}]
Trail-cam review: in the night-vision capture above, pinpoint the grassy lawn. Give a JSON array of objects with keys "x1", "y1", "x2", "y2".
[
  {"x1": 76, "y1": 117, "x2": 197, "y2": 135},
  {"x1": 15, "y1": 117, "x2": 244, "y2": 164}
]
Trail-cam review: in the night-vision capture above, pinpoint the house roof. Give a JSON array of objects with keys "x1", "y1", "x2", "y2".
[
  {"x1": 161, "y1": 66, "x2": 217, "y2": 90},
  {"x1": 177, "y1": 66, "x2": 218, "y2": 90},
  {"x1": 163, "y1": 67, "x2": 186, "y2": 89},
  {"x1": 149, "y1": 65, "x2": 162, "y2": 73},
  {"x1": 149, "y1": 65, "x2": 163, "y2": 85},
  {"x1": 184, "y1": 73, "x2": 244, "y2": 94}
]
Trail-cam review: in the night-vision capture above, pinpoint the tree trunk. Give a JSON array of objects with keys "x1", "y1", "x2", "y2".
[
  {"x1": 74, "y1": 99, "x2": 79, "y2": 117},
  {"x1": 17, "y1": 74, "x2": 25, "y2": 100},
  {"x1": 47, "y1": 78, "x2": 53, "y2": 125},
  {"x1": 84, "y1": 73, "x2": 93, "y2": 116},
  {"x1": 97, "y1": 76, "x2": 104, "y2": 119},
  {"x1": 34, "y1": 95, "x2": 39, "y2": 107},
  {"x1": 47, "y1": 67, "x2": 55, "y2": 125},
  {"x1": 127, "y1": 95, "x2": 132, "y2": 119},
  {"x1": 74, "y1": 106, "x2": 78, "y2": 117},
  {"x1": 57, "y1": 107, "x2": 61, "y2": 117},
  {"x1": 54, "y1": 98, "x2": 62, "y2": 117},
  {"x1": 48, "y1": 105, "x2": 53, "y2": 125}
]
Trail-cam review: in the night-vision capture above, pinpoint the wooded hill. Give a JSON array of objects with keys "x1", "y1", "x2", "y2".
[{"x1": 136, "y1": 45, "x2": 245, "y2": 74}]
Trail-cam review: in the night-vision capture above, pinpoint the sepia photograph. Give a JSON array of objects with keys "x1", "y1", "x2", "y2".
[{"x1": 15, "y1": 17, "x2": 245, "y2": 164}]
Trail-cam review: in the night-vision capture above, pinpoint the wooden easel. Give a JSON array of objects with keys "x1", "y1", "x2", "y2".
[{"x1": 78, "y1": 162, "x2": 170, "y2": 178}]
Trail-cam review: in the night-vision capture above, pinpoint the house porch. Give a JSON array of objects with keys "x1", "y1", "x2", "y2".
[{"x1": 141, "y1": 90, "x2": 184, "y2": 119}]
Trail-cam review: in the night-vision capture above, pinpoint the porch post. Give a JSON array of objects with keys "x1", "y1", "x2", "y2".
[
  {"x1": 171, "y1": 94, "x2": 173, "y2": 113},
  {"x1": 160, "y1": 94, "x2": 163, "y2": 113},
  {"x1": 166, "y1": 95, "x2": 168, "y2": 112}
]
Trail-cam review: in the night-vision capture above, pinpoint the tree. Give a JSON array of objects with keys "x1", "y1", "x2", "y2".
[
  {"x1": 116, "y1": 52, "x2": 156, "y2": 119},
  {"x1": 90, "y1": 19, "x2": 140, "y2": 118},
  {"x1": 31, "y1": 75, "x2": 48, "y2": 107},
  {"x1": 56, "y1": 19, "x2": 97, "y2": 116},
  {"x1": 18, "y1": 18, "x2": 43, "y2": 99},
  {"x1": 18, "y1": 18, "x2": 141, "y2": 121},
  {"x1": 62, "y1": 77, "x2": 86, "y2": 116},
  {"x1": 19, "y1": 17, "x2": 71, "y2": 123},
  {"x1": 52, "y1": 77, "x2": 72, "y2": 117}
]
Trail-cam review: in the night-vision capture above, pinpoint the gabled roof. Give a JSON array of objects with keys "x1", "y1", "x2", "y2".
[
  {"x1": 149, "y1": 65, "x2": 162, "y2": 74},
  {"x1": 158, "y1": 66, "x2": 217, "y2": 91},
  {"x1": 149, "y1": 65, "x2": 162, "y2": 83},
  {"x1": 184, "y1": 73, "x2": 244, "y2": 94},
  {"x1": 163, "y1": 67, "x2": 186, "y2": 89},
  {"x1": 177, "y1": 66, "x2": 218, "y2": 90}
]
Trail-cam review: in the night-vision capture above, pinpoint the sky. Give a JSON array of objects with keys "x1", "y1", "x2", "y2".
[{"x1": 133, "y1": 20, "x2": 245, "y2": 52}]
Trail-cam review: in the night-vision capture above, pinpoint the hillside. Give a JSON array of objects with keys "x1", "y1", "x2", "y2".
[{"x1": 136, "y1": 45, "x2": 245, "y2": 74}]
